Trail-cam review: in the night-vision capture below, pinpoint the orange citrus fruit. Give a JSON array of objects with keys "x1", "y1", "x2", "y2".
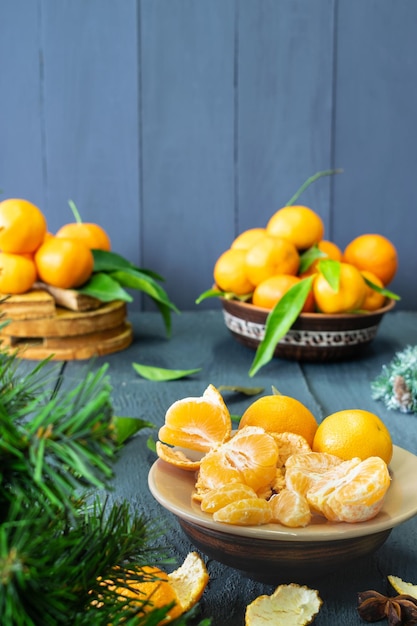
[
  {"x1": 100, "y1": 552, "x2": 208, "y2": 624},
  {"x1": 312, "y1": 408, "x2": 393, "y2": 464},
  {"x1": 361, "y1": 270, "x2": 387, "y2": 311},
  {"x1": 0, "y1": 198, "x2": 47, "y2": 254},
  {"x1": 245, "y1": 235, "x2": 300, "y2": 286},
  {"x1": 195, "y1": 426, "x2": 279, "y2": 498},
  {"x1": 34, "y1": 236, "x2": 94, "y2": 289},
  {"x1": 158, "y1": 384, "x2": 232, "y2": 453},
  {"x1": 0, "y1": 252, "x2": 37, "y2": 294},
  {"x1": 306, "y1": 456, "x2": 391, "y2": 523},
  {"x1": 313, "y1": 261, "x2": 367, "y2": 313},
  {"x1": 245, "y1": 583, "x2": 322, "y2": 626},
  {"x1": 285, "y1": 451, "x2": 343, "y2": 496},
  {"x1": 213, "y1": 497, "x2": 272, "y2": 526},
  {"x1": 266, "y1": 205, "x2": 324, "y2": 250},
  {"x1": 252, "y1": 274, "x2": 315, "y2": 312},
  {"x1": 269, "y1": 489, "x2": 312, "y2": 528},
  {"x1": 200, "y1": 483, "x2": 258, "y2": 514},
  {"x1": 231, "y1": 228, "x2": 266, "y2": 251},
  {"x1": 300, "y1": 240, "x2": 343, "y2": 278},
  {"x1": 56, "y1": 222, "x2": 111, "y2": 251},
  {"x1": 238, "y1": 394, "x2": 318, "y2": 447},
  {"x1": 213, "y1": 248, "x2": 254, "y2": 295},
  {"x1": 342, "y1": 233, "x2": 398, "y2": 286}
]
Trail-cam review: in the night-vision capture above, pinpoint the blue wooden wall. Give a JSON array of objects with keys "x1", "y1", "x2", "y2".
[{"x1": 1, "y1": 0, "x2": 416, "y2": 312}]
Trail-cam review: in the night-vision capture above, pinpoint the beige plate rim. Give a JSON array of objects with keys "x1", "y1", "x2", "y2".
[{"x1": 148, "y1": 445, "x2": 417, "y2": 542}]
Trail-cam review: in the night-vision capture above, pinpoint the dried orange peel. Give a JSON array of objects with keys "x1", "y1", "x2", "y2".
[{"x1": 245, "y1": 583, "x2": 322, "y2": 626}]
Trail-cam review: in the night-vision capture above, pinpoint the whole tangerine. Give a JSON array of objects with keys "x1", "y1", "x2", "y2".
[
  {"x1": 0, "y1": 252, "x2": 37, "y2": 294},
  {"x1": 35, "y1": 237, "x2": 94, "y2": 289},
  {"x1": 55, "y1": 222, "x2": 111, "y2": 251},
  {"x1": 238, "y1": 394, "x2": 318, "y2": 447},
  {"x1": 0, "y1": 198, "x2": 47, "y2": 254},
  {"x1": 312, "y1": 409, "x2": 393, "y2": 464}
]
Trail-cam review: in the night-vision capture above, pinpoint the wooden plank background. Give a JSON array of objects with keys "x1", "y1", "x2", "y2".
[{"x1": 0, "y1": 0, "x2": 415, "y2": 311}]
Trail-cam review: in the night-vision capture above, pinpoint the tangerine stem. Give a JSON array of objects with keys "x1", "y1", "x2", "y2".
[
  {"x1": 285, "y1": 169, "x2": 343, "y2": 206},
  {"x1": 68, "y1": 199, "x2": 83, "y2": 223}
]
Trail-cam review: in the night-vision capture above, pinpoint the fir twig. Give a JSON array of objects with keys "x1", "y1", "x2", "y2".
[{"x1": 371, "y1": 345, "x2": 417, "y2": 413}]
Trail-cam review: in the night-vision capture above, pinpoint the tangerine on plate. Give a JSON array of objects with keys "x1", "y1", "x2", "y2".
[
  {"x1": 285, "y1": 451, "x2": 343, "y2": 496},
  {"x1": 0, "y1": 252, "x2": 37, "y2": 294},
  {"x1": 270, "y1": 431, "x2": 312, "y2": 468},
  {"x1": 158, "y1": 384, "x2": 232, "y2": 453},
  {"x1": 200, "y1": 483, "x2": 258, "y2": 514},
  {"x1": 195, "y1": 426, "x2": 279, "y2": 498},
  {"x1": 238, "y1": 394, "x2": 318, "y2": 447},
  {"x1": 213, "y1": 497, "x2": 272, "y2": 526},
  {"x1": 306, "y1": 456, "x2": 391, "y2": 523},
  {"x1": 35, "y1": 236, "x2": 94, "y2": 289},
  {"x1": 313, "y1": 261, "x2": 367, "y2": 313},
  {"x1": 269, "y1": 489, "x2": 312, "y2": 528},
  {"x1": 56, "y1": 222, "x2": 111, "y2": 251},
  {"x1": 213, "y1": 248, "x2": 255, "y2": 295},
  {"x1": 266, "y1": 205, "x2": 324, "y2": 250},
  {"x1": 343, "y1": 233, "x2": 398, "y2": 286},
  {"x1": 0, "y1": 198, "x2": 47, "y2": 254},
  {"x1": 252, "y1": 274, "x2": 315, "y2": 312},
  {"x1": 312, "y1": 408, "x2": 393, "y2": 464},
  {"x1": 245, "y1": 235, "x2": 300, "y2": 286}
]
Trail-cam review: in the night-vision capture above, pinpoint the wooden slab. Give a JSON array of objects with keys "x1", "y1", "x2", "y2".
[
  {"x1": 0, "y1": 290, "x2": 56, "y2": 320},
  {"x1": 5, "y1": 322, "x2": 133, "y2": 360}
]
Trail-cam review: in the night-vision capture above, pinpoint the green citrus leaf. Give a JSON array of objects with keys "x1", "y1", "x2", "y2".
[
  {"x1": 217, "y1": 385, "x2": 264, "y2": 396},
  {"x1": 132, "y1": 362, "x2": 202, "y2": 381},
  {"x1": 249, "y1": 275, "x2": 315, "y2": 377},
  {"x1": 111, "y1": 269, "x2": 179, "y2": 313},
  {"x1": 147, "y1": 436, "x2": 157, "y2": 453},
  {"x1": 299, "y1": 245, "x2": 326, "y2": 274},
  {"x1": 77, "y1": 272, "x2": 133, "y2": 302},
  {"x1": 196, "y1": 288, "x2": 252, "y2": 304},
  {"x1": 363, "y1": 276, "x2": 401, "y2": 301},
  {"x1": 111, "y1": 416, "x2": 155, "y2": 445},
  {"x1": 318, "y1": 258, "x2": 340, "y2": 291}
]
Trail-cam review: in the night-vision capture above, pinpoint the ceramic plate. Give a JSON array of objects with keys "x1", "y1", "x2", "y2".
[{"x1": 148, "y1": 445, "x2": 417, "y2": 542}]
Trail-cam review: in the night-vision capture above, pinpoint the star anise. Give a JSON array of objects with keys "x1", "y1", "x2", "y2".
[{"x1": 357, "y1": 590, "x2": 417, "y2": 625}]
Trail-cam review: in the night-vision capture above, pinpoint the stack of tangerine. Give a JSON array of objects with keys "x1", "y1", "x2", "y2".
[
  {"x1": 156, "y1": 385, "x2": 393, "y2": 528},
  {"x1": 213, "y1": 205, "x2": 398, "y2": 313},
  {"x1": 0, "y1": 198, "x2": 110, "y2": 295}
]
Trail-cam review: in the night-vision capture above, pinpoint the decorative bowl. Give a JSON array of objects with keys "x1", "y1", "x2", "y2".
[
  {"x1": 148, "y1": 445, "x2": 417, "y2": 585},
  {"x1": 220, "y1": 297, "x2": 396, "y2": 362}
]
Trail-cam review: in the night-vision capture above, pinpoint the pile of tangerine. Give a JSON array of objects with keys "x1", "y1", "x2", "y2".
[
  {"x1": 156, "y1": 385, "x2": 393, "y2": 528},
  {"x1": 0, "y1": 198, "x2": 111, "y2": 294},
  {"x1": 213, "y1": 204, "x2": 398, "y2": 314}
]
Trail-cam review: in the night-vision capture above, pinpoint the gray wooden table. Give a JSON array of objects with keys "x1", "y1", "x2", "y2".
[{"x1": 40, "y1": 309, "x2": 417, "y2": 625}]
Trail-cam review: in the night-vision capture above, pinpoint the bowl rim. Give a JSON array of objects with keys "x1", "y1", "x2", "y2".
[
  {"x1": 220, "y1": 296, "x2": 396, "y2": 319},
  {"x1": 148, "y1": 444, "x2": 417, "y2": 543}
]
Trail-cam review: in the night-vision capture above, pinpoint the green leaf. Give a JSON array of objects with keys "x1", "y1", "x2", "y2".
[
  {"x1": 285, "y1": 169, "x2": 343, "y2": 206},
  {"x1": 196, "y1": 288, "x2": 252, "y2": 304},
  {"x1": 318, "y1": 258, "x2": 340, "y2": 291},
  {"x1": 299, "y1": 245, "x2": 326, "y2": 274},
  {"x1": 111, "y1": 416, "x2": 155, "y2": 445},
  {"x1": 111, "y1": 269, "x2": 179, "y2": 313},
  {"x1": 147, "y1": 436, "x2": 157, "y2": 452},
  {"x1": 77, "y1": 272, "x2": 133, "y2": 302},
  {"x1": 217, "y1": 385, "x2": 264, "y2": 396},
  {"x1": 92, "y1": 249, "x2": 139, "y2": 272},
  {"x1": 132, "y1": 362, "x2": 202, "y2": 381},
  {"x1": 249, "y1": 275, "x2": 315, "y2": 377},
  {"x1": 362, "y1": 276, "x2": 401, "y2": 301}
]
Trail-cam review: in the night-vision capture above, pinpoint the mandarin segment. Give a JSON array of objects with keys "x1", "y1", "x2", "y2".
[
  {"x1": 270, "y1": 431, "x2": 312, "y2": 468},
  {"x1": 158, "y1": 384, "x2": 232, "y2": 453},
  {"x1": 269, "y1": 489, "x2": 312, "y2": 528},
  {"x1": 213, "y1": 497, "x2": 272, "y2": 526},
  {"x1": 200, "y1": 483, "x2": 258, "y2": 513}
]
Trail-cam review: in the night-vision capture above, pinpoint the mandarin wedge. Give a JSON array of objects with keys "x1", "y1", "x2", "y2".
[
  {"x1": 200, "y1": 483, "x2": 258, "y2": 513},
  {"x1": 285, "y1": 451, "x2": 343, "y2": 496},
  {"x1": 213, "y1": 497, "x2": 272, "y2": 526},
  {"x1": 269, "y1": 489, "x2": 312, "y2": 528},
  {"x1": 195, "y1": 426, "x2": 279, "y2": 499},
  {"x1": 158, "y1": 384, "x2": 232, "y2": 453},
  {"x1": 306, "y1": 456, "x2": 391, "y2": 523}
]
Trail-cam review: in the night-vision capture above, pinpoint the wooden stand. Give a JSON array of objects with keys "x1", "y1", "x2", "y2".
[{"x1": 0, "y1": 288, "x2": 133, "y2": 360}]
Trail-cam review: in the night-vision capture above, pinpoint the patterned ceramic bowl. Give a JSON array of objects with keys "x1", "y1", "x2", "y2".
[{"x1": 220, "y1": 298, "x2": 395, "y2": 362}]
